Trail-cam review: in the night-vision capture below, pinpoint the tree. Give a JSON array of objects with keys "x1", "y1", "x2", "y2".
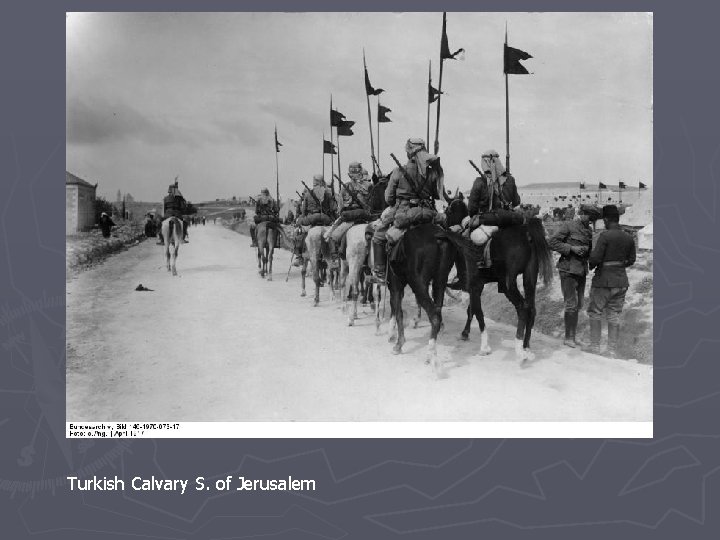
[{"x1": 94, "y1": 196, "x2": 117, "y2": 223}]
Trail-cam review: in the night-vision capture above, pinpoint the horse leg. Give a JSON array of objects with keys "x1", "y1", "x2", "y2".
[
  {"x1": 172, "y1": 244, "x2": 179, "y2": 276},
  {"x1": 266, "y1": 238, "x2": 274, "y2": 281},
  {"x1": 411, "y1": 278, "x2": 443, "y2": 374},
  {"x1": 412, "y1": 298, "x2": 423, "y2": 328},
  {"x1": 165, "y1": 244, "x2": 171, "y2": 272},
  {"x1": 521, "y1": 268, "x2": 539, "y2": 359},
  {"x1": 503, "y1": 273, "x2": 531, "y2": 363},
  {"x1": 390, "y1": 283, "x2": 406, "y2": 354},
  {"x1": 461, "y1": 301, "x2": 473, "y2": 340},
  {"x1": 313, "y1": 256, "x2": 321, "y2": 307},
  {"x1": 300, "y1": 257, "x2": 308, "y2": 297}
]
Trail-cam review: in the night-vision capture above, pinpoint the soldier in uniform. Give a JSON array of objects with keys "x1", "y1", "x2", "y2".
[
  {"x1": 586, "y1": 204, "x2": 636, "y2": 357},
  {"x1": 292, "y1": 175, "x2": 337, "y2": 266},
  {"x1": 447, "y1": 150, "x2": 520, "y2": 288},
  {"x1": 548, "y1": 204, "x2": 601, "y2": 348},
  {"x1": 324, "y1": 161, "x2": 371, "y2": 264},
  {"x1": 253, "y1": 188, "x2": 279, "y2": 224},
  {"x1": 370, "y1": 138, "x2": 444, "y2": 282}
]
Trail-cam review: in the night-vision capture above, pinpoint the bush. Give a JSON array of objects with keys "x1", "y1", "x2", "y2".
[{"x1": 94, "y1": 196, "x2": 117, "y2": 223}]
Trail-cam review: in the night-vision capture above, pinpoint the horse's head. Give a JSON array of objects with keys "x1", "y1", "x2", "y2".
[
  {"x1": 367, "y1": 175, "x2": 390, "y2": 213},
  {"x1": 444, "y1": 197, "x2": 468, "y2": 228}
]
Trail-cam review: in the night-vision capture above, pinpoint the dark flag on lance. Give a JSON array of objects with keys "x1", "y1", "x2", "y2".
[
  {"x1": 428, "y1": 82, "x2": 442, "y2": 103},
  {"x1": 364, "y1": 65, "x2": 384, "y2": 96},
  {"x1": 504, "y1": 43, "x2": 533, "y2": 74},
  {"x1": 323, "y1": 139, "x2": 337, "y2": 154},
  {"x1": 378, "y1": 104, "x2": 392, "y2": 123},
  {"x1": 598, "y1": 182, "x2": 607, "y2": 189},
  {"x1": 441, "y1": 13, "x2": 465, "y2": 60},
  {"x1": 618, "y1": 181, "x2": 626, "y2": 189},
  {"x1": 330, "y1": 108, "x2": 346, "y2": 127},
  {"x1": 337, "y1": 120, "x2": 355, "y2": 136},
  {"x1": 274, "y1": 128, "x2": 282, "y2": 152},
  {"x1": 639, "y1": 181, "x2": 647, "y2": 189}
]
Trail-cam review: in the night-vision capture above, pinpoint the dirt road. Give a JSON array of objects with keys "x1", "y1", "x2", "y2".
[{"x1": 66, "y1": 223, "x2": 652, "y2": 422}]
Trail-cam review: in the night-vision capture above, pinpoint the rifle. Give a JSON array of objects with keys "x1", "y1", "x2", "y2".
[
  {"x1": 371, "y1": 155, "x2": 384, "y2": 177},
  {"x1": 334, "y1": 174, "x2": 370, "y2": 213},
  {"x1": 300, "y1": 180, "x2": 327, "y2": 214},
  {"x1": 468, "y1": 159, "x2": 509, "y2": 211},
  {"x1": 389, "y1": 153, "x2": 428, "y2": 202}
]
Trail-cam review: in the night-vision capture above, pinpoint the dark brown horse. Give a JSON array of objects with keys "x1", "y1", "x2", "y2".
[
  {"x1": 444, "y1": 203, "x2": 554, "y2": 363},
  {"x1": 256, "y1": 220, "x2": 288, "y2": 281}
]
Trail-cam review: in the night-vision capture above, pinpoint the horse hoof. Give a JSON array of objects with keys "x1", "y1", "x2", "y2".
[
  {"x1": 313, "y1": 300, "x2": 319, "y2": 307},
  {"x1": 348, "y1": 319, "x2": 354, "y2": 327},
  {"x1": 301, "y1": 291, "x2": 306, "y2": 297},
  {"x1": 267, "y1": 276, "x2": 273, "y2": 281},
  {"x1": 479, "y1": 347, "x2": 492, "y2": 356},
  {"x1": 460, "y1": 333, "x2": 469, "y2": 341},
  {"x1": 392, "y1": 345, "x2": 402, "y2": 355}
]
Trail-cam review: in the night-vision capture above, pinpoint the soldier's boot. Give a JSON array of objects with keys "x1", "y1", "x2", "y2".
[
  {"x1": 369, "y1": 240, "x2": 387, "y2": 284},
  {"x1": 446, "y1": 260, "x2": 467, "y2": 291},
  {"x1": 606, "y1": 323, "x2": 620, "y2": 359},
  {"x1": 584, "y1": 319, "x2": 603, "y2": 354},
  {"x1": 571, "y1": 312, "x2": 587, "y2": 348},
  {"x1": 563, "y1": 312, "x2": 576, "y2": 348}
]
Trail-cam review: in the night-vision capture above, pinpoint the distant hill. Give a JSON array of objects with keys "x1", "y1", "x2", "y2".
[{"x1": 520, "y1": 182, "x2": 644, "y2": 191}]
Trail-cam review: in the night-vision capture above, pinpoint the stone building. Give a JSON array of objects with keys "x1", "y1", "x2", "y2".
[{"x1": 66, "y1": 171, "x2": 97, "y2": 234}]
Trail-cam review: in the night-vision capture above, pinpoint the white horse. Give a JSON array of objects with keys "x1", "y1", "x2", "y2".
[
  {"x1": 340, "y1": 224, "x2": 373, "y2": 326},
  {"x1": 161, "y1": 216, "x2": 183, "y2": 276}
]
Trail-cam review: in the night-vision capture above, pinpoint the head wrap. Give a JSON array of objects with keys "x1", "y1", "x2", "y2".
[
  {"x1": 602, "y1": 204, "x2": 620, "y2": 220},
  {"x1": 260, "y1": 188, "x2": 270, "y2": 196},
  {"x1": 348, "y1": 161, "x2": 363, "y2": 181},
  {"x1": 101, "y1": 212, "x2": 108, "y2": 217},
  {"x1": 405, "y1": 138, "x2": 427, "y2": 157},
  {"x1": 312, "y1": 174, "x2": 325, "y2": 187},
  {"x1": 480, "y1": 149, "x2": 506, "y2": 185}
]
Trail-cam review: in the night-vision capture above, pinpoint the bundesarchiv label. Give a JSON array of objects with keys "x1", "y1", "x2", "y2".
[{"x1": 66, "y1": 475, "x2": 316, "y2": 494}]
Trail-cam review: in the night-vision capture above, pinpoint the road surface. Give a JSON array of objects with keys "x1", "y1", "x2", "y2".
[{"x1": 66, "y1": 223, "x2": 652, "y2": 422}]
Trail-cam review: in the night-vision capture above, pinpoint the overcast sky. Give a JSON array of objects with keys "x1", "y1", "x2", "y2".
[{"x1": 66, "y1": 12, "x2": 652, "y2": 203}]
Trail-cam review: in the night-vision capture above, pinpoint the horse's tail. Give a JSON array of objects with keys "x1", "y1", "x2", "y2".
[
  {"x1": 275, "y1": 224, "x2": 290, "y2": 249},
  {"x1": 527, "y1": 218, "x2": 553, "y2": 287}
]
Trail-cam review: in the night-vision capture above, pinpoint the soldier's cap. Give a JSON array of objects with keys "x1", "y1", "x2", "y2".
[
  {"x1": 348, "y1": 161, "x2": 362, "y2": 173},
  {"x1": 579, "y1": 204, "x2": 602, "y2": 221},
  {"x1": 261, "y1": 188, "x2": 270, "y2": 195},
  {"x1": 405, "y1": 138, "x2": 427, "y2": 155},
  {"x1": 482, "y1": 149, "x2": 500, "y2": 158},
  {"x1": 602, "y1": 204, "x2": 620, "y2": 220}
]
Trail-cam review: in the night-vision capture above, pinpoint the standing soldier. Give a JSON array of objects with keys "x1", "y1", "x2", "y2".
[
  {"x1": 548, "y1": 204, "x2": 600, "y2": 348},
  {"x1": 586, "y1": 204, "x2": 636, "y2": 357},
  {"x1": 370, "y1": 138, "x2": 444, "y2": 283}
]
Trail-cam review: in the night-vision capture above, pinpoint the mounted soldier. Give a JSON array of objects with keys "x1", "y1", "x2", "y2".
[
  {"x1": 446, "y1": 150, "x2": 521, "y2": 288},
  {"x1": 291, "y1": 175, "x2": 337, "y2": 266},
  {"x1": 370, "y1": 137, "x2": 444, "y2": 283},
  {"x1": 253, "y1": 188, "x2": 279, "y2": 224},
  {"x1": 160, "y1": 180, "x2": 189, "y2": 244},
  {"x1": 324, "y1": 161, "x2": 372, "y2": 265}
]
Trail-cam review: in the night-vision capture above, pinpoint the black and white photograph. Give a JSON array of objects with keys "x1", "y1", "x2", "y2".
[{"x1": 65, "y1": 12, "x2": 653, "y2": 431}]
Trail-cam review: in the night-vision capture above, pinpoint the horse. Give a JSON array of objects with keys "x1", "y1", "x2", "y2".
[
  {"x1": 300, "y1": 225, "x2": 334, "y2": 306},
  {"x1": 338, "y1": 179, "x2": 390, "y2": 326},
  {"x1": 255, "y1": 220, "x2": 288, "y2": 281},
  {"x1": 160, "y1": 216, "x2": 184, "y2": 276},
  {"x1": 444, "y1": 202, "x2": 554, "y2": 363}
]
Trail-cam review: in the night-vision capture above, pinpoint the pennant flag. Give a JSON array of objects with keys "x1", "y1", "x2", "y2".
[
  {"x1": 337, "y1": 120, "x2": 355, "y2": 136},
  {"x1": 330, "y1": 108, "x2": 346, "y2": 127},
  {"x1": 323, "y1": 139, "x2": 336, "y2": 154},
  {"x1": 639, "y1": 181, "x2": 647, "y2": 189},
  {"x1": 598, "y1": 182, "x2": 607, "y2": 189},
  {"x1": 440, "y1": 12, "x2": 465, "y2": 61},
  {"x1": 274, "y1": 128, "x2": 282, "y2": 152},
  {"x1": 378, "y1": 104, "x2": 392, "y2": 123},
  {"x1": 364, "y1": 66, "x2": 384, "y2": 96},
  {"x1": 428, "y1": 82, "x2": 442, "y2": 103},
  {"x1": 504, "y1": 43, "x2": 533, "y2": 74},
  {"x1": 580, "y1": 182, "x2": 586, "y2": 189},
  {"x1": 618, "y1": 181, "x2": 626, "y2": 189}
]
